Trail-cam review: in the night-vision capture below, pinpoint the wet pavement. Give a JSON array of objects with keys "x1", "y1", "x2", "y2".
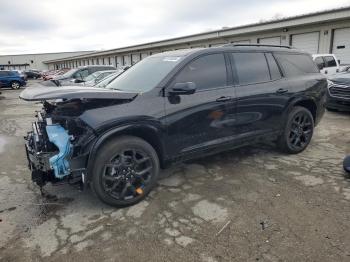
[{"x1": 0, "y1": 82, "x2": 350, "y2": 261}]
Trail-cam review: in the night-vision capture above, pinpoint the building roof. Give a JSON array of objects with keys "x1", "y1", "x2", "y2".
[{"x1": 43, "y1": 6, "x2": 350, "y2": 64}]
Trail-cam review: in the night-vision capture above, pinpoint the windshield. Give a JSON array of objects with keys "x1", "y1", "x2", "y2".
[
  {"x1": 106, "y1": 56, "x2": 184, "y2": 92},
  {"x1": 60, "y1": 68, "x2": 78, "y2": 78},
  {"x1": 85, "y1": 71, "x2": 100, "y2": 82}
]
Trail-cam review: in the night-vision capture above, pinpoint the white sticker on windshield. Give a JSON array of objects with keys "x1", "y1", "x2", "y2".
[{"x1": 163, "y1": 57, "x2": 181, "y2": 62}]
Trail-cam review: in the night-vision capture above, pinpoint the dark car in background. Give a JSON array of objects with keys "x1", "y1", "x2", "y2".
[
  {"x1": 20, "y1": 45, "x2": 326, "y2": 207},
  {"x1": 326, "y1": 72, "x2": 350, "y2": 111},
  {"x1": 24, "y1": 69, "x2": 42, "y2": 79},
  {"x1": 0, "y1": 70, "x2": 26, "y2": 89}
]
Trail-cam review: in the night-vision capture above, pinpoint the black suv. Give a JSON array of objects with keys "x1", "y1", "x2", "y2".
[{"x1": 20, "y1": 45, "x2": 327, "y2": 207}]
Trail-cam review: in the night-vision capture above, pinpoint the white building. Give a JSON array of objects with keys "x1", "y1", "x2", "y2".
[
  {"x1": 0, "y1": 51, "x2": 93, "y2": 71},
  {"x1": 21, "y1": 6, "x2": 350, "y2": 70}
]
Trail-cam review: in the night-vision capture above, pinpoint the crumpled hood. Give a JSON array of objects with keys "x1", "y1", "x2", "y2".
[{"x1": 19, "y1": 85, "x2": 138, "y2": 101}]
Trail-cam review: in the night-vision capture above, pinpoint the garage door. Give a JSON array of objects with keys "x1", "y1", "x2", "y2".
[
  {"x1": 131, "y1": 54, "x2": 140, "y2": 64},
  {"x1": 258, "y1": 36, "x2": 281, "y2": 45},
  {"x1": 123, "y1": 55, "x2": 131, "y2": 66},
  {"x1": 232, "y1": 40, "x2": 251, "y2": 44},
  {"x1": 332, "y1": 28, "x2": 350, "y2": 64},
  {"x1": 291, "y1": 32, "x2": 319, "y2": 54}
]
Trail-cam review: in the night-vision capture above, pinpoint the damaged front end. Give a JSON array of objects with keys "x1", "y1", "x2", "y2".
[
  {"x1": 25, "y1": 103, "x2": 94, "y2": 187},
  {"x1": 21, "y1": 85, "x2": 137, "y2": 189}
]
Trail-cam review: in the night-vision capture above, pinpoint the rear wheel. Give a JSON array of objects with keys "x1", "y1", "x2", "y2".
[
  {"x1": 278, "y1": 106, "x2": 314, "y2": 154},
  {"x1": 11, "y1": 81, "x2": 20, "y2": 89},
  {"x1": 91, "y1": 136, "x2": 160, "y2": 207}
]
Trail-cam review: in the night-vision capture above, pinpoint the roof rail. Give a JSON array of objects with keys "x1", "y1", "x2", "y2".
[{"x1": 221, "y1": 43, "x2": 294, "y2": 49}]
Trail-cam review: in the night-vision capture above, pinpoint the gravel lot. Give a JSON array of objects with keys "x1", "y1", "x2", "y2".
[{"x1": 0, "y1": 81, "x2": 350, "y2": 262}]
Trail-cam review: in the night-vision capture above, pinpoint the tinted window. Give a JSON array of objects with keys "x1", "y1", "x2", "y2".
[
  {"x1": 174, "y1": 54, "x2": 227, "y2": 90},
  {"x1": 266, "y1": 53, "x2": 282, "y2": 80},
  {"x1": 324, "y1": 56, "x2": 337, "y2": 67},
  {"x1": 233, "y1": 53, "x2": 270, "y2": 85},
  {"x1": 0, "y1": 71, "x2": 8, "y2": 76},
  {"x1": 314, "y1": 57, "x2": 325, "y2": 70},
  {"x1": 275, "y1": 53, "x2": 319, "y2": 76}
]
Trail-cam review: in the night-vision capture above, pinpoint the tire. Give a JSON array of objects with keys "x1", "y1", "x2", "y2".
[
  {"x1": 10, "y1": 81, "x2": 20, "y2": 90},
  {"x1": 278, "y1": 106, "x2": 314, "y2": 154},
  {"x1": 91, "y1": 136, "x2": 160, "y2": 207}
]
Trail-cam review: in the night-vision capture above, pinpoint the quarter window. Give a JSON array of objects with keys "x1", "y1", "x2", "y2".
[
  {"x1": 232, "y1": 52, "x2": 270, "y2": 85},
  {"x1": 275, "y1": 53, "x2": 319, "y2": 76},
  {"x1": 324, "y1": 56, "x2": 337, "y2": 67},
  {"x1": 174, "y1": 54, "x2": 227, "y2": 90}
]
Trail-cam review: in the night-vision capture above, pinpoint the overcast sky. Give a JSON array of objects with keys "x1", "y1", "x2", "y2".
[{"x1": 0, "y1": 0, "x2": 349, "y2": 55}]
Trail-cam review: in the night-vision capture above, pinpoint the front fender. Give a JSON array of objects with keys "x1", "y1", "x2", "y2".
[{"x1": 85, "y1": 122, "x2": 165, "y2": 182}]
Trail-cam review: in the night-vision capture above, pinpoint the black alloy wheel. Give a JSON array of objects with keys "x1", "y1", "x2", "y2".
[
  {"x1": 287, "y1": 111, "x2": 313, "y2": 151},
  {"x1": 91, "y1": 136, "x2": 159, "y2": 207},
  {"x1": 102, "y1": 148, "x2": 153, "y2": 201},
  {"x1": 278, "y1": 106, "x2": 314, "y2": 154}
]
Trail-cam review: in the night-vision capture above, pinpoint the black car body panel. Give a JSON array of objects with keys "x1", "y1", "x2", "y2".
[
  {"x1": 20, "y1": 45, "x2": 327, "y2": 188},
  {"x1": 19, "y1": 85, "x2": 137, "y2": 101}
]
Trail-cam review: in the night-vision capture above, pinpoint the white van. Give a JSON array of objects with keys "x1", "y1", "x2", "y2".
[{"x1": 312, "y1": 54, "x2": 340, "y2": 75}]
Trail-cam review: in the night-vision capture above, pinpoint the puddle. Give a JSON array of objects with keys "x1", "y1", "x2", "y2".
[{"x1": 0, "y1": 135, "x2": 7, "y2": 153}]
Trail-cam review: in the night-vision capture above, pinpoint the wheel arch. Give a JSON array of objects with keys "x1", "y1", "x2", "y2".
[
  {"x1": 287, "y1": 97, "x2": 318, "y2": 123},
  {"x1": 86, "y1": 124, "x2": 166, "y2": 181}
]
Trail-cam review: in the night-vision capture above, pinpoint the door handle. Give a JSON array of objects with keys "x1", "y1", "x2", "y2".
[
  {"x1": 216, "y1": 96, "x2": 232, "y2": 102},
  {"x1": 276, "y1": 88, "x2": 288, "y2": 94}
]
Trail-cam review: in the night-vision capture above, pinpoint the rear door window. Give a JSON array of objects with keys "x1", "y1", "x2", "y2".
[
  {"x1": 173, "y1": 53, "x2": 227, "y2": 90},
  {"x1": 232, "y1": 52, "x2": 270, "y2": 85},
  {"x1": 324, "y1": 56, "x2": 337, "y2": 67},
  {"x1": 274, "y1": 53, "x2": 319, "y2": 77}
]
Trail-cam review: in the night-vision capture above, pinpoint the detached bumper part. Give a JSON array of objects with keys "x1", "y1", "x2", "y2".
[{"x1": 46, "y1": 124, "x2": 73, "y2": 179}]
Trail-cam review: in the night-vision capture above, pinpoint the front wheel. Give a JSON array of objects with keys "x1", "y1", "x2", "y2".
[
  {"x1": 278, "y1": 106, "x2": 314, "y2": 154},
  {"x1": 11, "y1": 81, "x2": 20, "y2": 89},
  {"x1": 91, "y1": 136, "x2": 160, "y2": 207}
]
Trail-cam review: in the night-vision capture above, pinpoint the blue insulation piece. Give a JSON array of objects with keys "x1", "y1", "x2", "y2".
[{"x1": 46, "y1": 124, "x2": 73, "y2": 179}]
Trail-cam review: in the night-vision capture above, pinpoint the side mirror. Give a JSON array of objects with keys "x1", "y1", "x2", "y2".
[{"x1": 169, "y1": 82, "x2": 196, "y2": 95}]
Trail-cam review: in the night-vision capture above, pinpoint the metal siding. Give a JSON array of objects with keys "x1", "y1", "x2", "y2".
[
  {"x1": 332, "y1": 27, "x2": 350, "y2": 64},
  {"x1": 141, "y1": 53, "x2": 148, "y2": 59},
  {"x1": 231, "y1": 40, "x2": 251, "y2": 44},
  {"x1": 258, "y1": 36, "x2": 281, "y2": 45}
]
